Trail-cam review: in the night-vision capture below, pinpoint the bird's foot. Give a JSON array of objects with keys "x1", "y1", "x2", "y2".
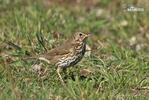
[{"x1": 56, "y1": 68, "x2": 65, "y2": 85}]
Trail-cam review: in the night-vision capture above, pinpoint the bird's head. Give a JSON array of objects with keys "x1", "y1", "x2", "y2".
[{"x1": 73, "y1": 31, "x2": 89, "y2": 42}]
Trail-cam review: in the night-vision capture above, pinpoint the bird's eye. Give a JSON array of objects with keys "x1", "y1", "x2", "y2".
[{"x1": 79, "y1": 33, "x2": 82, "y2": 37}]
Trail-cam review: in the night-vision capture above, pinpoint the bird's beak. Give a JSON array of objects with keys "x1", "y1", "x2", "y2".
[{"x1": 86, "y1": 34, "x2": 92, "y2": 37}]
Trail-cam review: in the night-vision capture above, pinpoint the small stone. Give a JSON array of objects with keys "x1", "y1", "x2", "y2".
[
  {"x1": 79, "y1": 69, "x2": 95, "y2": 77},
  {"x1": 136, "y1": 44, "x2": 144, "y2": 51},
  {"x1": 31, "y1": 64, "x2": 42, "y2": 71},
  {"x1": 49, "y1": 40, "x2": 56, "y2": 44},
  {"x1": 77, "y1": 17, "x2": 85, "y2": 23},
  {"x1": 119, "y1": 20, "x2": 128, "y2": 27},
  {"x1": 96, "y1": 9, "x2": 104, "y2": 16},
  {"x1": 129, "y1": 37, "x2": 136, "y2": 45}
]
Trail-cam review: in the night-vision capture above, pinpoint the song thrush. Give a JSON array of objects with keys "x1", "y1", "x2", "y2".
[{"x1": 23, "y1": 31, "x2": 89, "y2": 84}]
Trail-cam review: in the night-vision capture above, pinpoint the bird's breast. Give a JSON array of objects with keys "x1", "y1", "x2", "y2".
[{"x1": 57, "y1": 42, "x2": 86, "y2": 68}]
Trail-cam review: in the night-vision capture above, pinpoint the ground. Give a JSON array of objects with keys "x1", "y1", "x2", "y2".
[{"x1": 0, "y1": 0, "x2": 149, "y2": 99}]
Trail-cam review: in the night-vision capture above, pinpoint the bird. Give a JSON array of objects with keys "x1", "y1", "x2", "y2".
[{"x1": 22, "y1": 31, "x2": 89, "y2": 84}]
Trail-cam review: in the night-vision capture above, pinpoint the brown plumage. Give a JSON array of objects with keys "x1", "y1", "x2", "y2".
[{"x1": 23, "y1": 31, "x2": 89, "y2": 84}]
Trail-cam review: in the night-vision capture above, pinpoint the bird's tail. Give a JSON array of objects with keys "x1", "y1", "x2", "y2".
[
  {"x1": 21, "y1": 56, "x2": 39, "y2": 60},
  {"x1": 22, "y1": 55, "x2": 51, "y2": 64}
]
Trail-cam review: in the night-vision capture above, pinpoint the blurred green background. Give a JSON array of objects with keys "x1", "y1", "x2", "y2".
[{"x1": 0, "y1": 0, "x2": 149, "y2": 99}]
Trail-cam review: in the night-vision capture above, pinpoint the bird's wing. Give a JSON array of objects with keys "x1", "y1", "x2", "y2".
[
  {"x1": 22, "y1": 40, "x2": 75, "y2": 65},
  {"x1": 45, "y1": 41, "x2": 73, "y2": 57},
  {"x1": 40, "y1": 41, "x2": 74, "y2": 64},
  {"x1": 22, "y1": 46, "x2": 70, "y2": 60}
]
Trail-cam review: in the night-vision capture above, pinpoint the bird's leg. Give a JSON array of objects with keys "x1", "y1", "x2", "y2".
[
  {"x1": 41, "y1": 66, "x2": 48, "y2": 76},
  {"x1": 56, "y1": 67, "x2": 65, "y2": 85}
]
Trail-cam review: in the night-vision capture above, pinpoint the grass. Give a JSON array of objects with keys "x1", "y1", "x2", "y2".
[{"x1": 0, "y1": 0, "x2": 149, "y2": 99}]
